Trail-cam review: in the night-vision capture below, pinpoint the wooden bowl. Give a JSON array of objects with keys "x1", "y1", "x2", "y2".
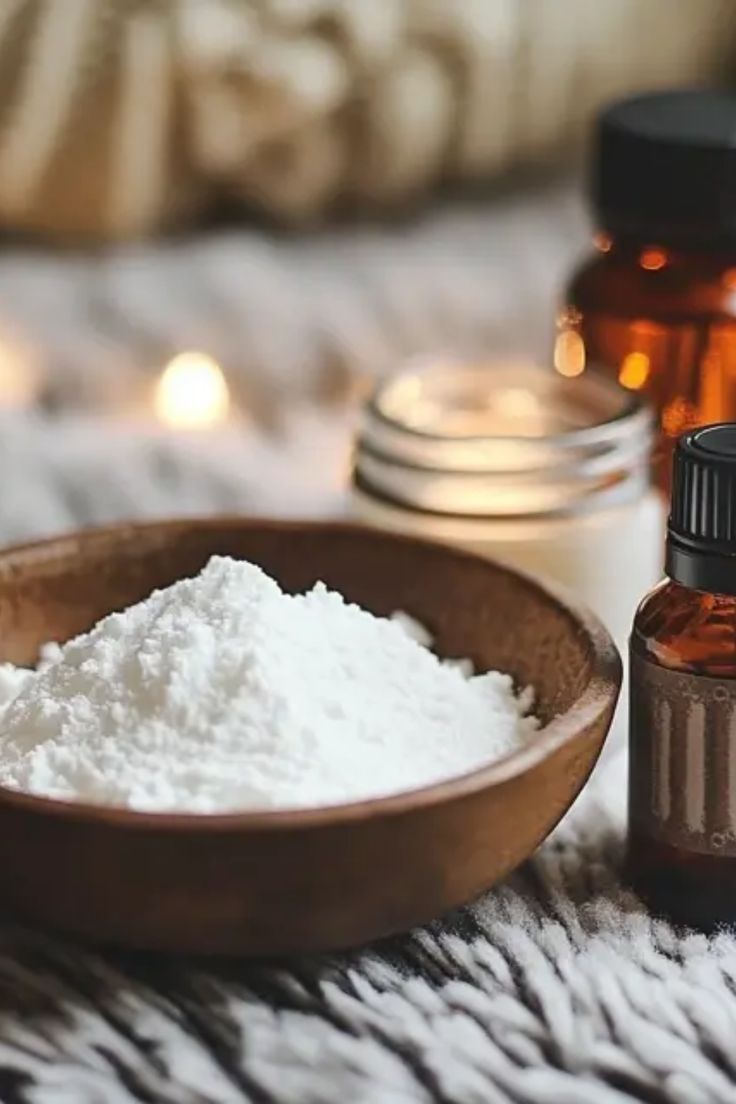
[{"x1": 0, "y1": 519, "x2": 620, "y2": 955}]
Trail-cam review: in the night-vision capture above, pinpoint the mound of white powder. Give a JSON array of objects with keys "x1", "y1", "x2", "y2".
[{"x1": 0, "y1": 556, "x2": 537, "y2": 812}]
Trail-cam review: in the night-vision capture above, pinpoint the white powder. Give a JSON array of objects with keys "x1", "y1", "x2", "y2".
[{"x1": 0, "y1": 556, "x2": 537, "y2": 812}]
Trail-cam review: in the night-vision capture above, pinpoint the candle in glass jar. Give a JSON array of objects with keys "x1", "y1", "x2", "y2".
[{"x1": 352, "y1": 360, "x2": 664, "y2": 654}]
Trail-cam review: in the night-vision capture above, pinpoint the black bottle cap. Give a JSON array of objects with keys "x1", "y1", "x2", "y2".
[
  {"x1": 593, "y1": 89, "x2": 736, "y2": 246},
  {"x1": 667, "y1": 424, "x2": 736, "y2": 595}
]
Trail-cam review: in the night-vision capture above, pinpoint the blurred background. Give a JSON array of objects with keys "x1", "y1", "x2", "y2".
[{"x1": 0, "y1": 0, "x2": 733, "y2": 539}]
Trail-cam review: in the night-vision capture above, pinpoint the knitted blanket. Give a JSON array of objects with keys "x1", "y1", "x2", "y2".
[
  {"x1": 0, "y1": 0, "x2": 733, "y2": 242},
  {"x1": 0, "y1": 189, "x2": 734, "y2": 1103}
]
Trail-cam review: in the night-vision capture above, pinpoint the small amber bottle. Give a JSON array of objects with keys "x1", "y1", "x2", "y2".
[
  {"x1": 629, "y1": 424, "x2": 736, "y2": 929},
  {"x1": 559, "y1": 90, "x2": 736, "y2": 495}
]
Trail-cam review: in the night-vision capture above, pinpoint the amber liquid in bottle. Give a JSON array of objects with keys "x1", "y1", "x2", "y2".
[
  {"x1": 561, "y1": 239, "x2": 736, "y2": 496},
  {"x1": 629, "y1": 579, "x2": 736, "y2": 930},
  {"x1": 563, "y1": 90, "x2": 736, "y2": 497}
]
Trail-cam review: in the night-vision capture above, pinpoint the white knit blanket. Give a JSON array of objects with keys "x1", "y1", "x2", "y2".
[{"x1": 0, "y1": 187, "x2": 734, "y2": 1103}]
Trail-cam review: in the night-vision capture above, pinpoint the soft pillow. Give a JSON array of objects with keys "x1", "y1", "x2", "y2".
[{"x1": 0, "y1": 0, "x2": 733, "y2": 241}]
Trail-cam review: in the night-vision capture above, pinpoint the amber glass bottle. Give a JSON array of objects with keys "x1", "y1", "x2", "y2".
[
  {"x1": 560, "y1": 90, "x2": 736, "y2": 495},
  {"x1": 629, "y1": 424, "x2": 736, "y2": 929}
]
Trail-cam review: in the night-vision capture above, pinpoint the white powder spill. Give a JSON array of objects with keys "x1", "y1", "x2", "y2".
[{"x1": 0, "y1": 556, "x2": 537, "y2": 812}]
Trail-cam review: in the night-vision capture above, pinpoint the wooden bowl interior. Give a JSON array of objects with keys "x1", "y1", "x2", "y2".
[{"x1": 0, "y1": 521, "x2": 592, "y2": 726}]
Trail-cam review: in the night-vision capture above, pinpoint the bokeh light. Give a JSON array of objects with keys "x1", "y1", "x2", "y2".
[{"x1": 154, "y1": 351, "x2": 231, "y2": 429}]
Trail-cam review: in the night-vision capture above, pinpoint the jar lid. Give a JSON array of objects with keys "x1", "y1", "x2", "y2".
[
  {"x1": 593, "y1": 89, "x2": 736, "y2": 246},
  {"x1": 354, "y1": 361, "x2": 653, "y2": 519}
]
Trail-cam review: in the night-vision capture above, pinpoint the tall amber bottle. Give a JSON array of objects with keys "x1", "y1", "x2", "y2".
[
  {"x1": 560, "y1": 90, "x2": 736, "y2": 494},
  {"x1": 629, "y1": 424, "x2": 736, "y2": 929}
]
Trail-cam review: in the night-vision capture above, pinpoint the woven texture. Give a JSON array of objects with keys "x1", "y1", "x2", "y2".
[
  {"x1": 0, "y1": 0, "x2": 734, "y2": 239},
  {"x1": 0, "y1": 181, "x2": 585, "y2": 419},
  {"x1": 0, "y1": 190, "x2": 734, "y2": 1102}
]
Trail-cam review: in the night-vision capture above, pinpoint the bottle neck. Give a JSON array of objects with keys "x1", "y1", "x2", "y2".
[{"x1": 666, "y1": 534, "x2": 736, "y2": 598}]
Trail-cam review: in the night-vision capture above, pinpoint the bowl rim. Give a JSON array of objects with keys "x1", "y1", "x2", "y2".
[{"x1": 0, "y1": 516, "x2": 622, "y2": 831}]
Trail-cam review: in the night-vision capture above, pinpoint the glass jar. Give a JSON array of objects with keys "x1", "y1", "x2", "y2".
[
  {"x1": 558, "y1": 89, "x2": 736, "y2": 495},
  {"x1": 352, "y1": 360, "x2": 663, "y2": 655}
]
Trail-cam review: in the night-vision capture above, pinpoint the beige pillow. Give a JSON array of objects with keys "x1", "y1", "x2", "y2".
[{"x1": 0, "y1": 0, "x2": 733, "y2": 242}]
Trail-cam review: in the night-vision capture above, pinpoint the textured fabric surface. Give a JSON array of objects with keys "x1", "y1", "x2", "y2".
[
  {"x1": 0, "y1": 181, "x2": 585, "y2": 420},
  {"x1": 0, "y1": 0, "x2": 734, "y2": 240},
  {"x1": 0, "y1": 189, "x2": 734, "y2": 1102}
]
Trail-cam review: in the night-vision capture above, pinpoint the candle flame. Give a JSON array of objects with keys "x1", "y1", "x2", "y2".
[
  {"x1": 154, "y1": 352, "x2": 230, "y2": 429},
  {"x1": 0, "y1": 336, "x2": 37, "y2": 408}
]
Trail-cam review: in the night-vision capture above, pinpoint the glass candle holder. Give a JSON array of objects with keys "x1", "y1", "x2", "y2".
[{"x1": 352, "y1": 360, "x2": 664, "y2": 652}]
